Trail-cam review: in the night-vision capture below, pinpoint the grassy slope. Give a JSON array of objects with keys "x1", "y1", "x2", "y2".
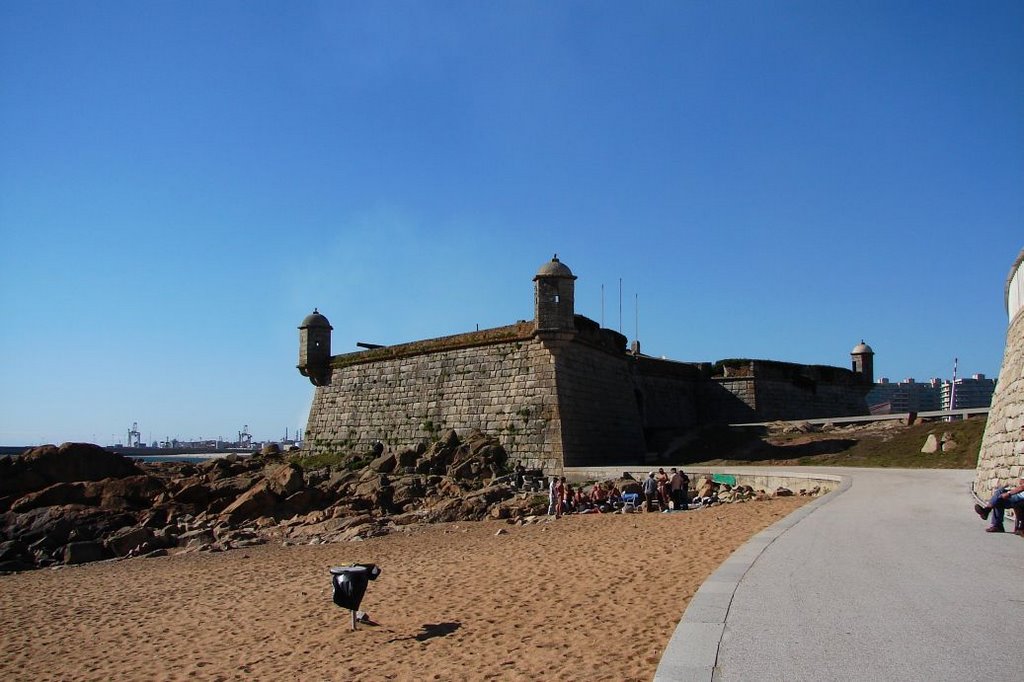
[{"x1": 677, "y1": 417, "x2": 986, "y2": 469}]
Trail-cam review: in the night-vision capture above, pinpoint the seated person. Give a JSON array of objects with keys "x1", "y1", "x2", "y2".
[
  {"x1": 975, "y1": 477, "x2": 1024, "y2": 533},
  {"x1": 590, "y1": 483, "x2": 608, "y2": 504},
  {"x1": 562, "y1": 484, "x2": 576, "y2": 514},
  {"x1": 512, "y1": 460, "x2": 526, "y2": 489},
  {"x1": 574, "y1": 487, "x2": 588, "y2": 510},
  {"x1": 578, "y1": 488, "x2": 601, "y2": 513},
  {"x1": 607, "y1": 485, "x2": 623, "y2": 509}
]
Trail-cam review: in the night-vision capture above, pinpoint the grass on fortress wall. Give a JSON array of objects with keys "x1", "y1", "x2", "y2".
[
  {"x1": 677, "y1": 417, "x2": 986, "y2": 469},
  {"x1": 289, "y1": 449, "x2": 372, "y2": 471}
]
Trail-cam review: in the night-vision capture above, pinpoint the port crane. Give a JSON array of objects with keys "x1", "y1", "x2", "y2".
[
  {"x1": 127, "y1": 422, "x2": 142, "y2": 448},
  {"x1": 238, "y1": 425, "x2": 253, "y2": 449}
]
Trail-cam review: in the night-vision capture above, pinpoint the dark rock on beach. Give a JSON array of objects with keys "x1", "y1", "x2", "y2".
[
  {"x1": 0, "y1": 431, "x2": 525, "y2": 571},
  {"x1": 0, "y1": 442, "x2": 143, "y2": 509}
]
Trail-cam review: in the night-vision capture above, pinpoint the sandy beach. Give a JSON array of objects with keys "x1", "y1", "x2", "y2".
[{"x1": 0, "y1": 497, "x2": 807, "y2": 681}]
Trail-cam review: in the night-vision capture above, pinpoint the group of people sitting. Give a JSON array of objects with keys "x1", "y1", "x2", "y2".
[
  {"x1": 546, "y1": 468, "x2": 693, "y2": 517},
  {"x1": 546, "y1": 477, "x2": 625, "y2": 516}
]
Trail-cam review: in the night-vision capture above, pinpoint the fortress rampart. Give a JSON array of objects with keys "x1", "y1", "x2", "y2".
[
  {"x1": 299, "y1": 256, "x2": 872, "y2": 471},
  {"x1": 708, "y1": 360, "x2": 872, "y2": 424},
  {"x1": 974, "y1": 248, "x2": 1024, "y2": 494},
  {"x1": 304, "y1": 323, "x2": 566, "y2": 472}
]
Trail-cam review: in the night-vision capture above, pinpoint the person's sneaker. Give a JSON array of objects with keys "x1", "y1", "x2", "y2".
[
  {"x1": 975, "y1": 504, "x2": 991, "y2": 520},
  {"x1": 985, "y1": 525, "x2": 1004, "y2": 533}
]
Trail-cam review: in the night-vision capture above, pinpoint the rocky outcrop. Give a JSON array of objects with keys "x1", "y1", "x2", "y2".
[
  {"x1": 0, "y1": 431, "x2": 522, "y2": 571},
  {"x1": 0, "y1": 442, "x2": 144, "y2": 510},
  {"x1": 10, "y1": 475, "x2": 164, "y2": 513}
]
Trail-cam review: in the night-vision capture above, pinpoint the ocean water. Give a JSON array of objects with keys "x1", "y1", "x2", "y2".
[{"x1": 133, "y1": 454, "x2": 227, "y2": 464}]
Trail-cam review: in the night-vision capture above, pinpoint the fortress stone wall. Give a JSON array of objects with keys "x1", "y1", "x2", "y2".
[
  {"x1": 695, "y1": 361, "x2": 869, "y2": 425},
  {"x1": 633, "y1": 358, "x2": 703, "y2": 448},
  {"x1": 303, "y1": 323, "x2": 566, "y2": 473},
  {"x1": 299, "y1": 256, "x2": 873, "y2": 472},
  {"x1": 975, "y1": 248, "x2": 1024, "y2": 495},
  {"x1": 723, "y1": 361, "x2": 872, "y2": 423},
  {"x1": 549, "y1": 339, "x2": 646, "y2": 467}
]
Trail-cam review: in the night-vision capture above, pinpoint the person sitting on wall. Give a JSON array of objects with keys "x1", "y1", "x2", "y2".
[
  {"x1": 513, "y1": 460, "x2": 526, "y2": 489},
  {"x1": 975, "y1": 477, "x2": 1024, "y2": 534}
]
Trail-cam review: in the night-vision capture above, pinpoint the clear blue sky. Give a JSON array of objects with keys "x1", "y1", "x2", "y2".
[{"x1": 1, "y1": 1, "x2": 1021, "y2": 446}]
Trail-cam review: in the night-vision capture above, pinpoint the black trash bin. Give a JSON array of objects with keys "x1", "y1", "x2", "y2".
[{"x1": 330, "y1": 564, "x2": 381, "y2": 629}]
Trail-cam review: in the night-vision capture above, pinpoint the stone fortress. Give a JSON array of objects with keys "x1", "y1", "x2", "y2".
[
  {"x1": 298, "y1": 256, "x2": 873, "y2": 473},
  {"x1": 974, "y1": 248, "x2": 1024, "y2": 495}
]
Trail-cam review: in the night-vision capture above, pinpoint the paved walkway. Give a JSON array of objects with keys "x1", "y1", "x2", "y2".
[{"x1": 654, "y1": 468, "x2": 1024, "y2": 682}]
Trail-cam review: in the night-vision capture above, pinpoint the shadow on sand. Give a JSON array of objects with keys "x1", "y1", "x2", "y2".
[{"x1": 385, "y1": 622, "x2": 462, "y2": 644}]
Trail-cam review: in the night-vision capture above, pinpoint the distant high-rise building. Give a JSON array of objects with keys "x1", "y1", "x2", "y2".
[
  {"x1": 867, "y1": 377, "x2": 943, "y2": 413},
  {"x1": 941, "y1": 373, "x2": 997, "y2": 410},
  {"x1": 867, "y1": 373, "x2": 996, "y2": 414}
]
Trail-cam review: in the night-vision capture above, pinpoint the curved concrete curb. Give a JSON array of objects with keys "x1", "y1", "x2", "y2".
[{"x1": 652, "y1": 472, "x2": 851, "y2": 682}]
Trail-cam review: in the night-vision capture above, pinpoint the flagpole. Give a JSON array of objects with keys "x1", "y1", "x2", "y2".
[{"x1": 949, "y1": 357, "x2": 958, "y2": 416}]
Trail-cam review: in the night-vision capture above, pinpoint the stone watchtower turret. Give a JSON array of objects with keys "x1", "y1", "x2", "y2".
[
  {"x1": 533, "y1": 255, "x2": 576, "y2": 331},
  {"x1": 298, "y1": 308, "x2": 333, "y2": 386},
  {"x1": 850, "y1": 340, "x2": 875, "y2": 384}
]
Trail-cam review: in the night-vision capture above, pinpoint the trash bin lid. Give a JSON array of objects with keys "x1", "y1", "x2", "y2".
[{"x1": 330, "y1": 566, "x2": 369, "y2": 575}]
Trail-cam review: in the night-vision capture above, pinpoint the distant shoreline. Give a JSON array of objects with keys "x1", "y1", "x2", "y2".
[{"x1": 0, "y1": 445, "x2": 256, "y2": 462}]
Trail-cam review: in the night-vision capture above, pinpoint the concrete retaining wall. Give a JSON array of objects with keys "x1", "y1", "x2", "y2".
[{"x1": 566, "y1": 466, "x2": 842, "y2": 495}]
